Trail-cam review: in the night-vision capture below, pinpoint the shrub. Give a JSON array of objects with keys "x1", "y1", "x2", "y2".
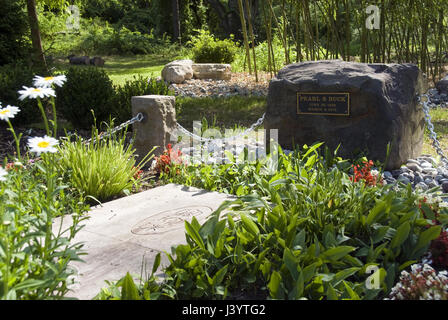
[
  {"x1": 189, "y1": 30, "x2": 238, "y2": 64},
  {"x1": 97, "y1": 144, "x2": 448, "y2": 300},
  {"x1": 56, "y1": 67, "x2": 115, "y2": 129},
  {"x1": 113, "y1": 75, "x2": 174, "y2": 124},
  {"x1": 0, "y1": 63, "x2": 39, "y2": 126},
  {"x1": 56, "y1": 125, "x2": 155, "y2": 203}
]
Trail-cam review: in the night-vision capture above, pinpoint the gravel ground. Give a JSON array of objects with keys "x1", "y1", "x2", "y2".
[{"x1": 168, "y1": 72, "x2": 271, "y2": 98}]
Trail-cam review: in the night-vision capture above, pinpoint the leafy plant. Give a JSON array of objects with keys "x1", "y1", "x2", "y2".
[
  {"x1": 55, "y1": 67, "x2": 115, "y2": 129},
  {"x1": 56, "y1": 123, "x2": 155, "y2": 203},
  {"x1": 0, "y1": 74, "x2": 89, "y2": 299},
  {"x1": 98, "y1": 144, "x2": 448, "y2": 300},
  {"x1": 188, "y1": 29, "x2": 238, "y2": 64}
]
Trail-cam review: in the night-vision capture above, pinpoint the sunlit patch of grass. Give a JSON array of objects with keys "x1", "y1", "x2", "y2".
[
  {"x1": 175, "y1": 96, "x2": 267, "y2": 131},
  {"x1": 52, "y1": 54, "x2": 181, "y2": 86}
]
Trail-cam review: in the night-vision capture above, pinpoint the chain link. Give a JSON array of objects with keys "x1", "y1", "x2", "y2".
[
  {"x1": 419, "y1": 93, "x2": 448, "y2": 167},
  {"x1": 174, "y1": 113, "x2": 266, "y2": 143},
  {"x1": 83, "y1": 112, "x2": 144, "y2": 145}
]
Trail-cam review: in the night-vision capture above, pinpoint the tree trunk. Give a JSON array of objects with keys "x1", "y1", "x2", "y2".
[
  {"x1": 206, "y1": 0, "x2": 258, "y2": 40},
  {"x1": 172, "y1": 0, "x2": 181, "y2": 44},
  {"x1": 26, "y1": 0, "x2": 47, "y2": 70}
]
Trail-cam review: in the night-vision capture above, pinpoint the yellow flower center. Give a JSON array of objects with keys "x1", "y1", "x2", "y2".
[
  {"x1": 0, "y1": 109, "x2": 9, "y2": 115},
  {"x1": 33, "y1": 88, "x2": 41, "y2": 92},
  {"x1": 37, "y1": 141, "x2": 50, "y2": 148},
  {"x1": 44, "y1": 77, "x2": 54, "y2": 81}
]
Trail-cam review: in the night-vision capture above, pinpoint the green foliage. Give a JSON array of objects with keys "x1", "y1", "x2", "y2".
[
  {"x1": 188, "y1": 30, "x2": 238, "y2": 64},
  {"x1": 232, "y1": 36, "x2": 295, "y2": 72},
  {"x1": 55, "y1": 67, "x2": 114, "y2": 129},
  {"x1": 116, "y1": 8, "x2": 155, "y2": 34},
  {"x1": 0, "y1": 63, "x2": 40, "y2": 126},
  {"x1": 98, "y1": 145, "x2": 448, "y2": 300},
  {"x1": 56, "y1": 125, "x2": 154, "y2": 203},
  {"x1": 0, "y1": 0, "x2": 30, "y2": 66},
  {"x1": 113, "y1": 75, "x2": 174, "y2": 123},
  {"x1": 39, "y1": 12, "x2": 175, "y2": 57},
  {"x1": 0, "y1": 153, "x2": 89, "y2": 299},
  {"x1": 86, "y1": 26, "x2": 163, "y2": 56}
]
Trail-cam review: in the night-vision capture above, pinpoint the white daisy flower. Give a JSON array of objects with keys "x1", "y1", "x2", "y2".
[
  {"x1": 33, "y1": 75, "x2": 67, "y2": 88},
  {"x1": 18, "y1": 86, "x2": 56, "y2": 100},
  {"x1": 28, "y1": 136, "x2": 59, "y2": 155},
  {"x1": 0, "y1": 105, "x2": 20, "y2": 121},
  {"x1": 0, "y1": 167, "x2": 7, "y2": 182}
]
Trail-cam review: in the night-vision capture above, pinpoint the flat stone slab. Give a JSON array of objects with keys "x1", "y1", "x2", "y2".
[{"x1": 53, "y1": 184, "x2": 234, "y2": 300}]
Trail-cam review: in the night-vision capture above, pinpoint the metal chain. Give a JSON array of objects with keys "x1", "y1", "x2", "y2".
[
  {"x1": 174, "y1": 113, "x2": 266, "y2": 143},
  {"x1": 419, "y1": 93, "x2": 448, "y2": 167},
  {"x1": 83, "y1": 112, "x2": 144, "y2": 145}
]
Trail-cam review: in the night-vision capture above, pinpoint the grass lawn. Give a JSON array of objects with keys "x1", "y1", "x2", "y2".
[
  {"x1": 52, "y1": 54, "x2": 180, "y2": 85},
  {"x1": 176, "y1": 96, "x2": 267, "y2": 131}
]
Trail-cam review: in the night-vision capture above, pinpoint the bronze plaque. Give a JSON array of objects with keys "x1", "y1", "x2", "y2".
[{"x1": 297, "y1": 92, "x2": 350, "y2": 116}]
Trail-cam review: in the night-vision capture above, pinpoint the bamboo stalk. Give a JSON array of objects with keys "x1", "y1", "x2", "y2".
[
  {"x1": 237, "y1": 0, "x2": 252, "y2": 74},
  {"x1": 245, "y1": 0, "x2": 259, "y2": 82}
]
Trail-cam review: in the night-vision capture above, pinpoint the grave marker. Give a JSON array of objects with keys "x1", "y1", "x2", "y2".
[{"x1": 266, "y1": 60, "x2": 428, "y2": 170}]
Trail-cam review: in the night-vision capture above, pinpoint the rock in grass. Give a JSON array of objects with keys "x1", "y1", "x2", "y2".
[{"x1": 162, "y1": 60, "x2": 194, "y2": 84}]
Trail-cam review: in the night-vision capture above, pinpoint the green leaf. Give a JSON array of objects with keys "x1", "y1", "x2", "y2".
[
  {"x1": 185, "y1": 220, "x2": 205, "y2": 250},
  {"x1": 151, "y1": 253, "x2": 161, "y2": 276},
  {"x1": 213, "y1": 265, "x2": 228, "y2": 286},
  {"x1": 343, "y1": 281, "x2": 360, "y2": 300},
  {"x1": 13, "y1": 279, "x2": 47, "y2": 291},
  {"x1": 326, "y1": 284, "x2": 339, "y2": 300},
  {"x1": 302, "y1": 263, "x2": 318, "y2": 283},
  {"x1": 332, "y1": 267, "x2": 360, "y2": 287},
  {"x1": 322, "y1": 246, "x2": 356, "y2": 261},
  {"x1": 412, "y1": 225, "x2": 442, "y2": 256},
  {"x1": 390, "y1": 222, "x2": 410, "y2": 249},
  {"x1": 268, "y1": 271, "x2": 283, "y2": 299},
  {"x1": 121, "y1": 273, "x2": 140, "y2": 300},
  {"x1": 283, "y1": 248, "x2": 299, "y2": 281},
  {"x1": 366, "y1": 200, "x2": 386, "y2": 226},
  {"x1": 240, "y1": 213, "x2": 260, "y2": 237}
]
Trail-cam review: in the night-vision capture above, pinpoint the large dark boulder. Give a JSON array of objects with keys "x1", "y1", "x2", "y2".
[
  {"x1": 68, "y1": 55, "x2": 90, "y2": 65},
  {"x1": 266, "y1": 60, "x2": 428, "y2": 170},
  {"x1": 436, "y1": 75, "x2": 448, "y2": 94}
]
